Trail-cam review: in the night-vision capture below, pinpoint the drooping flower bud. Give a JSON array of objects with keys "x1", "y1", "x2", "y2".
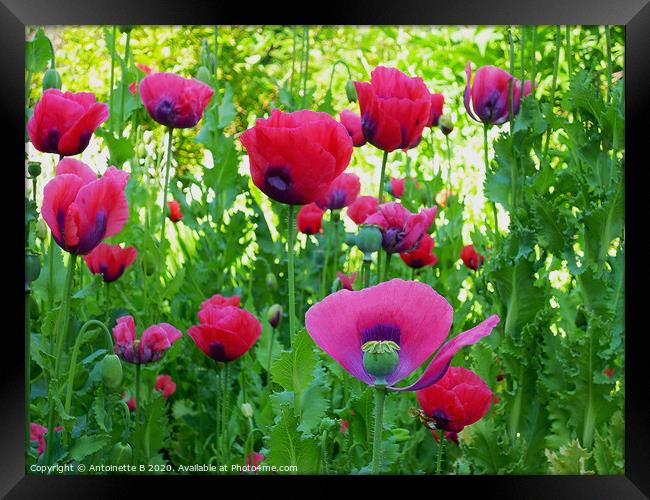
[
  {"x1": 438, "y1": 114, "x2": 454, "y2": 135},
  {"x1": 362, "y1": 340, "x2": 400, "y2": 386},
  {"x1": 27, "y1": 161, "x2": 42, "y2": 178},
  {"x1": 267, "y1": 304, "x2": 282, "y2": 329},
  {"x1": 345, "y1": 80, "x2": 357, "y2": 103},
  {"x1": 118, "y1": 25, "x2": 134, "y2": 33},
  {"x1": 355, "y1": 225, "x2": 383, "y2": 258},
  {"x1": 36, "y1": 218, "x2": 48, "y2": 241},
  {"x1": 42, "y1": 68, "x2": 62, "y2": 91},
  {"x1": 110, "y1": 442, "x2": 133, "y2": 465},
  {"x1": 241, "y1": 402, "x2": 254, "y2": 418},
  {"x1": 101, "y1": 354, "x2": 123, "y2": 391},
  {"x1": 266, "y1": 272, "x2": 278, "y2": 291},
  {"x1": 196, "y1": 66, "x2": 212, "y2": 85}
]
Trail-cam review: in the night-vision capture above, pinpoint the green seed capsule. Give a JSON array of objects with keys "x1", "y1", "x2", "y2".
[
  {"x1": 100, "y1": 354, "x2": 123, "y2": 391},
  {"x1": 356, "y1": 225, "x2": 383, "y2": 256},
  {"x1": 25, "y1": 254, "x2": 41, "y2": 284},
  {"x1": 265, "y1": 272, "x2": 278, "y2": 291},
  {"x1": 438, "y1": 114, "x2": 454, "y2": 136},
  {"x1": 27, "y1": 161, "x2": 42, "y2": 177}
]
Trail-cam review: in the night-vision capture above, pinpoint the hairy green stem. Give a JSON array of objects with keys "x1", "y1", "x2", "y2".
[
  {"x1": 362, "y1": 258, "x2": 371, "y2": 289},
  {"x1": 542, "y1": 26, "x2": 562, "y2": 165},
  {"x1": 445, "y1": 134, "x2": 452, "y2": 191},
  {"x1": 109, "y1": 26, "x2": 116, "y2": 132},
  {"x1": 484, "y1": 124, "x2": 500, "y2": 238},
  {"x1": 436, "y1": 429, "x2": 445, "y2": 474},
  {"x1": 301, "y1": 26, "x2": 310, "y2": 106},
  {"x1": 565, "y1": 25, "x2": 573, "y2": 76},
  {"x1": 371, "y1": 386, "x2": 386, "y2": 474},
  {"x1": 159, "y1": 127, "x2": 174, "y2": 274},
  {"x1": 605, "y1": 26, "x2": 613, "y2": 102},
  {"x1": 287, "y1": 205, "x2": 297, "y2": 344},
  {"x1": 377, "y1": 150, "x2": 389, "y2": 204}
]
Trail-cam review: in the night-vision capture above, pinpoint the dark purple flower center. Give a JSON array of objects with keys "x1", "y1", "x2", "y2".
[
  {"x1": 361, "y1": 112, "x2": 378, "y2": 143},
  {"x1": 155, "y1": 98, "x2": 176, "y2": 126},
  {"x1": 327, "y1": 190, "x2": 347, "y2": 210},
  {"x1": 477, "y1": 89, "x2": 505, "y2": 123},
  {"x1": 382, "y1": 227, "x2": 405, "y2": 253},
  {"x1": 208, "y1": 341, "x2": 229, "y2": 362},
  {"x1": 431, "y1": 410, "x2": 452, "y2": 431},
  {"x1": 264, "y1": 166, "x2": 304, "y2": 204},
  {"x1": 76, "y1": 210, "x2": 108, "y2": 255},
  {"x1": 46, "y1": 128, "x2": 61, "y2": 152},
  {"x1": 361, "y1": 323, "x2": 401, "y2": 346}
]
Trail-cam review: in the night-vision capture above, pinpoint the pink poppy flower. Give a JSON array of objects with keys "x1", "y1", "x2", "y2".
[
  {"x1": 339, "y1": 109, "x2": 366, "y2": 147},
  {"x1": 129, "y1": 64, "x2": 153, "y2": 95},
  {"x1": 399, "y1": 234, "x2": 438, "y2": 269},
  {"x1": 389, "y1": 177, "x2": 405, "y2": 198},
  {"x1": 347, "y1": 195, "x2": 378, "y2": 225},
  {"x1": 336, "y1": 271, "x2": 357, "y2": 291},
  {"x1": 30, "y1": 423, "x2": 63, "y2": 456},
  {"x1": 316, "y1": 173, "x2": 361, "y2": 210},
  {"x1": 155, "y1": 374, "x2": 177, "y2": 399},
  {"x1": 305, "y1": 279, "x2": 499, "y2": 390},
  {"x1": 340, "y1": 419, "x2": 349, "y2": 433},
  {"x1": 200, "y1": 294, "x2": 241, "y2": 312},
  {"x1": 83, "y1": 242, "x2": 137, "y2": 282},
  {"x1": 246, "y1": 452, "x2": 265, "y2": 468},
  {"x1": 112, "y1": 315, "x2": 181, "y2": 364},
  {"x1": 417, "y1": 366, "x2": 492, "y2": 433},
  {"x1": 41, "y1": 158, "x2": 129, "y2": 255},
  {"x1": 167, "y1": 199, "x2": 183, "y2": 222},
  {"x1": 427, "y1": 93, "x2": 444, "y2": 127},
  {"x1": 27, "y1": 89, "x2": 109, "y2": 156},
  {"x1": 364, "y1": 202, "x2": 437, "y2": 254},
  {"x1": 297, "y1": 202, "x2": 324, "y2": 235},
  {"x1": 139, "y1": 72, "x2": 214, "y2": 128}
]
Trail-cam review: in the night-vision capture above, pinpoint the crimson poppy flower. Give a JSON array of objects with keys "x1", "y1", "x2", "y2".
[
  {"x1": 354, "y1": 66, "x2": 431, "y2": 152},
  {"x1": 188, "y1": 304, "x2": 261, "y2": 363},
  {"x1": 240, "y1": 109, "x2": 353, "y2": 205},
  {"x1": 336, "y1": 271, "x2": 357, "y2": 291},
  {"x1": 339, "y1": 109, "x2": 366, "y2": 147},
  {"x1": 389, "y1": 177, "x2": 405, "y2": 198},
  {"x1": 30, "y1": 423, "x2": 62, "y2": 456},
  {"x1": 41, "y1": 159, "x2": 129, "y2": 255},
  {"x1": 123, "y1": 392, "x2": 137, "y2": 411},
  {"x1": 316, "y1": 173, "x2": 360, "y2": 210},
  {"x1": 347, "y1": 195, "x2": 378, "y2": 225},
  {"x1": 400, "y1": 234, "x2": 438, "y2": 269},
  {"x1": 27, "y1": 89, "x2": 109, "y2": 157},
  {"x1": 416, "y1": 366, "x2": 492, "y2": 433},
  {"x1": 83, "y1": 242, "x2": 137, "y2": 282},
  {"x1": 427, "y1": 93, "x2": 444, "y2": 127},
  {"x1": 604, "y1": 367, "x2": 616, "y2": 378},
  {"x1": 297, "y1": 203, "x2": 324, "y2": 235},
  {"x1": 460, "y1": 244, "x2": 485, "y2": 271},
  {"x1": 155, "y1": 374, "x2": 177, "y2": 399},
  {"x1": 246, "y1": 452, "x2": 265, "y2": 468},
  {"x1": 129, "y1": 64, "x2": 153, "y2": 95},
  {"x1": 305, "y1": 279, "x2": 499, "y2": 390},
  {"x1": 167, "y1": 199, "x2": 183, "y2": 222},
  {"x1": 139, "y1": 72, "x2": 214, "y2": 129},
  {"x1": 364, "y1": 202, "x2": 437, "y2": 254},
  {"x1": 464, "y1": 62, "x2": 533, "y2": 126},
  {"x1": 340, "y1": 419, "x2": 349, "y2": 433},
  {"x1": 113, "y1": 315, "x2": 182, "y2": 364},
  {"x1": 200, "y1": 293, "x2": 241, "y2": 312}
]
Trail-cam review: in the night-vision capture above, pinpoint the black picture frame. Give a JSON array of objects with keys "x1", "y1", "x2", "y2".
[{"x1": 3, "y1": 0, "x2": 647, "y2": 496}]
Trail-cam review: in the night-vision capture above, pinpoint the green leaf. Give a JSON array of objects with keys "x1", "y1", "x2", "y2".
[
  {"x1": 545, "y1": 439, "x2": 593, "y2": 474},
  {"x1": 73, "y1": 276, "x2": 103, "y2": 299},
  {"x1": 32, "y1": 242, "x2": 66, "y2": 302},
  {"x1": 513, "y1": 97, "x2": 547, "y2": 136},
  {"x1": 217, "y1": 83, "x2": 235, "y2": 128},
  {"x1": 267, "y1": 404, "x2": 320, "y2": 473},
  {"x1": 69, "y1": 434, "x2": 110, "y2": 461},
  {"x1": 26, "y1": 28, "x2": 53, "y2": 73},
  {"x1": 270, "y1": 328, "x2": 316, "y2": 394},
  {"x1": 297, "y1": 367, "x2": 330, "y2": 436},
  {"x1": 95, "y1": 128, "x2": 135, "y2": 167}
]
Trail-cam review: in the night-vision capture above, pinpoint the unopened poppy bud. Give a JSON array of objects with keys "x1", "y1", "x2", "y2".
[
  {"x1": 28, "y1": 161, "x2": 42, "y2": 177},
  {"x1": 241, "y1": 402, "x2": 254, "y2": 418},
  {"x1": 362, "y1": 340, "x2": 400, "y2": 385},
  {"x1": 345, "y1": 232, "x2": 356, "y2": 246},
  {"x1": 25, "y1": 254, "x2": 41, "y2": 284},
  {"x1": 196, "y1": 66, "x2": 211, "y2": 85},
  {"x1": 100, "y1": 354, "x2": 123, "y2": 391},
  {"x1": 267, "y1": 304, "x2": 282, "y2": 329},
  {"x1": 438, "y1": 114, "x2": 453, "y2": 135},
  {"x1": 356, "y1": 225, "x2": 383, "y2": 257},
  {"x1": 391, "y1": 428, "x2": 410, "y2": 443},
  {"x1": 118, "y1": 25, "x2": 133, "y2": 33},
  {"x1": 36, "y1": 218, "x2": 48, "y2": 241},
  {"x1": 345, "y1": 80, "x2": 357, "y2": 103},
  {"x1": 42, "y1": 68, "x2": 62, "y2": 91},
  {"x1": 266, "y1": 272, "x2": 278, "y2": 291},
  {"x1": 110, "y1": 442, "x2": 133, "y2": 465}
]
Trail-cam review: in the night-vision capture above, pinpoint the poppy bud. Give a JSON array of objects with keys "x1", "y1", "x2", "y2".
[
  {"x1": 118, "y1": 25, "x2": 133, "y2": 33},
  {"x1": 100, "y1": 354, "x2": 123, "y2": 391},
  {"x1": 438, "y1": 114, "x2": 453, "y2": 135},
  {"x1": 355, "y1": 225, "x2": 383, "y2": 257},
  {"x1": 110, "y1": 442, "x2": 133, "y2": 466},
  {"x1": 345, "y1": 80, "x2": 357, "y2": 103},
  {"x1": 267, "y1": 304, "x2": 282, "y2": 329},
  {"x1": 143, "y1": 248, "x2": 159, "y2": 276},
  {"x1": 42, "y1": 68, "x2": 62, "y2": 91},
  {"x1": 27, "y1": 161, "x2": 42, "y2": 178},
  {"x1": 265, "y1": 272, "x2": 278, "y2": 291},
  {"x1": 362, "y1": 340, "x2": 400, "y2": 385},
  {"x1": 241, "y1": 402, "x2": 254, "y2": 418},
  {"x1": 36, "y1": 218, "x2": 48, "y2": 241},
  {"x1": 25, "y1": 254, "x2": 41, "y2": 284},
  {"x1": 136, "y1": 143, "x2": 147, "y2": 158},
  {"x1": 196, "y1": 66, "x2": 212, "y2": 85},
  {"x1": 391, "y1": 428, "x2": 410, "y2": 443},
  {"x1": 496, "y1": 369, "x2": 504, "y2": 382},
  {"x1": 73, "y1": 367, "x2": 89, "y2": 390}
]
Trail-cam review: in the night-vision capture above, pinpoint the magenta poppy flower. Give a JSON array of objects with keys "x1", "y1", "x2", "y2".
[
  {"x1": 461, "y1": 244, "x2": 485, "y2": 271},
  {"x1": 339, "y1": 109, "x2": 366, "y2": 147},
  {"x1": 200, "y1": 293, "x2": 241, "y2": 312},
  {"x1": 364, "y1": 202, "x2": 437, "y2": 254},
  {"x1": 139, "y1": 72, "x2": 214, "y2": 129},
  {"x1": 112, "y1": 315, "x2": 182, "y2": 364},
  {"x1": 306, "y1": 279, "x2": 499, "y2": 390},
  {"x1": 188, "y1": 305, "x2": 261, "y2": 363},
  {"x1": 336, "y1": 271, "x2": 357, "y2": 291},
  {"x1": 246, "y1": 452, "x2": 265, "y2": 468},
  {"x1": 347, "y1": 195, "x2": 378, "y2": 225},
  {"x1": 297, "y1": 202, "x2": 324, "y2": 235},
  {"x1": 316, "y1": 173, "x2": 361, "y2": 210},
  {"x1": 427, "y1": 93, "x2": 444, "y2": 127},
  {"x1": 167, "y1": 199, "x2": 184, "y2": 222},
  {"x1": 389, "y1": 177, "x2": 405, "y2": 198},
  {"x1": 155, "y1": 374, "x2": 177, "y2": 399},
  {"x1": 340, "y1": 419, "x2": 349, "y2": 434},
  {"x1": 30, "y1": 423, "x2": 63, "y2": 456},
  {"x1": 123, "y1": 392, "x2": 137, "y2": 411},
  {"x1": 129, "y1": 63, "x2": 153, "y2": 95},
  {"x1": 41, "y1": 158, "x2": 129, "y2": 255},
  {"x1": 27, "y1": 89, "x2": 109, "y2": 156},
  {"x1": 399, "y1": 234, "x2": 438, "y2": 269},
  {"x1": 354, "y1": 67, "x2": 431, "y2": 152},
  {"x1": 416, "y1": 366, "x2": 492, "y2": 433},
  {"x1": 83, "y1": 242, "x2": 137, "y2": 283},
  {"x1": 240, "y1": 109, "x2": 353, "y2": 205},
  {"x1": 464, "y1": 62, "x2": 533, "y2": 126}
]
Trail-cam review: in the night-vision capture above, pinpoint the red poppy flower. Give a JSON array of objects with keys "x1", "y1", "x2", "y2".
[
  {"x1": 400, "y1": 234, "x2": 438, "y2": 269},
  {"x1": 246, "y1": 452, "x2": 265, "y2": 468},
  {"x1": 200, "y1": 293, "x2": 241, "y2": 312},
  {"x1": 460, "y1": 244, "x2": 485, "y2": 271},
  {"x1": 464, "y1": 62, "x2": 533, "y2": 126},
  {"x1": 123, "y1": 392, "x2": 137, "y2": 411},
  {"x1": 336, "y1": 271, "x2": 358, "y2": 291},
  {"x1": 113, "y1": 315, "x2": 182, "y2": 364},
  {"x1": 83, "y1": 242, "x2": 137, "y2": 283},
  {"x1": 240, "y1": 109, "x2": 353, "y2": 205},
  {"x1": 340, "y1": 419, "x2": 350, "y2": 433},
  {"x1": 354, "y1": 66, "x2": 431, "y2": 152},
  {"x1": 389, "y1": 177, "x2": 405, "y2": 198},
  {"x1": 347, "y1": 195, "x2": 378, "y2": 225},
  {"x1": 155, "y1": 374, "x2": 177, "y2": 399},
  {"x1": 416, "y1": 366, "x2": 492, "y2": 433},
  {"x1": 365, "y1": 202, "x2": 437, "y2": 254},
  {"x1": 129, "y1": 63, "x2": 153, "y2": 95},
  {"x1": 306, "y1": 279, "x2": 499, "y2": 390},
  {"x1": 427, "y1": 93, "x2": 444, "y2": 127},
  {"x1": 188, "y1": 305, "x2": 261, "y2": 363},
  {"x1": 316, "y1": 173, "x2": 360, "y2": 210},
  {"x1": 604, "y1": 367, "x2": 616, "y2": 378},
  {"x1": 167, "y1": 199, "x2": 183, "y2": 222},
  {"x1": 139, "y1": 72, "x2": 214, "y2": 128},
  {"x1": 339, "y1": 109, "x2": 366, "y2": 147},
  {"x1": 29, "y1": 423, "x2": 62, "y2": 455},
  {"x1": 41, "y1": 159, "x2": 130, "y2": 255},
  {"x1": 297, "y1": 202, "x2": 324, "y2": 235},
  {"x1": 27, "y1": 89, "x2": 109, "y2": 157}
]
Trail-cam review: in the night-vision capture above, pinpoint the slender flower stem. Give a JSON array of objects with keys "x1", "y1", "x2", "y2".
[
  {"x1": 159, "y1": 127, "x2": 174, "y2": 272},
  {"x1": 445, "y1": 135, "x2": 453, "y2": 191},
  {"x1": 436, "y1": 429, "x2": 445, "y2": 474},
  {"x1": 565, "y1": 26, "x2": 573, "y2": 76},
  {"x1": 362, "y1": 258, "x2": 371, "y2": 289},
  {"x1": 383, "y1": 251, "x2": 392, "y2": 282},
  {"x1": 119, "y1": 30, "x2": 131, "y2": 128},
  {"x1": 542, "y1": 26, "x2": 562, "y2": 165},
  {"x1": 222, "y1": 364, "x2": 230, "y2": 464},
  {"x1": 213, "y1": 25, "x2": 220, "y2": 96},
  {"x1": 25, "y1": 70, "x2": 33, "y2": 108},
  {"x1": 605, "y1": 26, "x2": 613, "y2": 103},
  {"x1": 109, "y1": 26, "x2": 116, "y2": 132},
  {"x1": 287, "y1": 205, "x2": 297, "y2": 344},
  {"x1": 411, "y1": 268, "x2": 416, "y2": 281},
  {"x1": 530, "y1": 26, "x2": 537, "y2": 85},
  {"x1": 483, "y1": 124, "x2": 499, "y2": 238},
  {"x1": 267, "y1": 327, "x2": 276, "y2": 375},
  {"x1": 520, "y1": 25, "x2": 526, "y2": 85},
  {"x1": 25, "y1": 285, "x2": 31, "y2": 455},
  {"x1": 301, "y1": 26, "x2": 310, "y2": 107},
  {"x1": 371, "y1": 386, "x2": 386, "y2": 474},
  {"x1": 290, "y1": 27, "x2": 298, "y2": 103},
  {"x1": 377, "y1": 150, "x2": 389, "y2": 204}
]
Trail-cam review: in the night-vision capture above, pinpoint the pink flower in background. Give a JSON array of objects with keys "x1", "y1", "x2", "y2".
[
  {"x1": 200, "y1": 294, "x2": 241, "y2": 312},
  {"x1": 339, "y1": 109, "x2": 366, "y2": 147},
  {"x1": 347, "y1": 195, "x2": 379, "y2": 225},
  {"x1": 427, "y1": 93, "x2": 444, "y2": 127},
  {"x1": 129, "y1": 63, "x2": 153, "y2": 94},
  {"x1": 155, "y1": 374, "x2": 177, "y2": 399},
  {"x1": 83, "y1": 242, "x2": 138, "y2": 282},
  {"x1": 297, "y1": 203, "x2": 325, "y2": 235},
  {"x1": 113, "y1": 315, "x2": 182, "y2": 364},
  {"x1": 316, "y1": 173, "x2": 361, "y2": 210},
  {"x1": 336, "y1": 271, "x2": 358, "y2": 291},
  {"x1": 365, "y1": 202, "x2": 437, "y2": 254}
]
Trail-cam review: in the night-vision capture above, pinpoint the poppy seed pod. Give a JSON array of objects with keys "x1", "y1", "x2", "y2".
[
  {"x1": 101, "y1": 354, "x2": 123, "y2": 391},
  {"x1": 362, "y1": 341, "x2": 400, "y2": 386},
  {"x1": 267, "y1": 304, "x2": 283, "y2": 329},
  {"x1": 345, "y1": 80, "x2": 358, "y2": 103},
  {"x1": 28, "y1": 161, "x2": 42, "y2": 178},
  {"x1": 356, "y1": 225, "x2": 383, "y2": 257},
  {"x1": 42, "y1": 68, "x2": 62, "y2": 91},
  {"x1": 438, "y1": 115, "x2": 454, "y2": 135},
  {"x1": 25, "y1": 254, "x2": 41, "y2": 284},
  {"x1": 110, "y1": 442, "x2": 133, "y2": 466}
]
